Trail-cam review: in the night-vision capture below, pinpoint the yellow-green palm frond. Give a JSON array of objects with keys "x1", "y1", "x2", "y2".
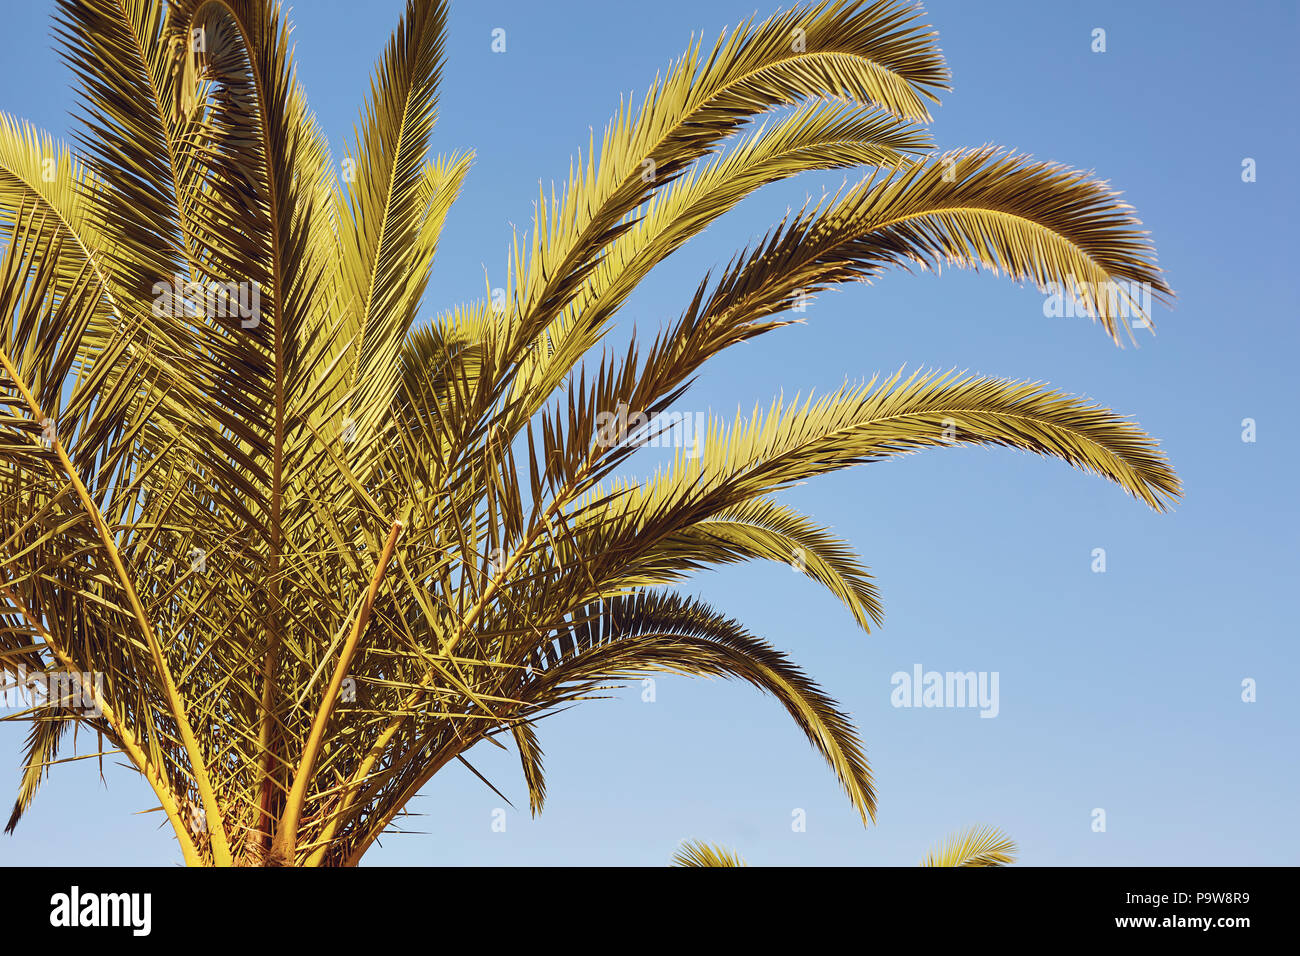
[
  {"x1": 509, "y1": 719, "x2": 547, "y2": 817},
  {"x1": 677, "y1": 369, "x2": 1181, "y2": 512},
  {"x1": 545, "y1": 369, "x2": 1175, "y2": 620},
  {"x1": 815, "y1": 147, "x2": 1173, "y2": 343},
  {"x1": 56, "y1": 0, "x2": 189, "y2": 294},
  {"x1": 596, "y1": 102, "x2": 933, "y2": 318},
  {"x1": 390, "y1": 301, "x2": 503, "y2": 474},
  {"x1": 672, "y1": 840, "x2": 748, "y2": 867},
  {"x1": 334, "y1": 0, "x2": 460, "y2": 433},
  {"x1": 507, "y1": 590, "x2": 877, "y2": 826},
  {"x1": 670, "y1": 825, "x2": 1016, "y2": 866},
  {"x1": 51, "y1": 0, "x2": 221, "y2": 442},
  {"x1": 921, "y1": 825, "x2": 1018, "y2": 867},
  {"x1": 652, "y1": 146, "x2": 1169, "y2": 382},
  {"x1": 2, "y1": 705, "x2": 74, "y2": 835},
  {"x1": 0, "y1": 113, "x2": 110, "y2": 290},
  {"x1": 496, "y1": 0, "x2": 948, "y2": 378},
  {"x1": 824, "y1": 147, "x2": 1167, "y2": 336},
  {"x1": 509, "y1": 101, "x2": 933, "y2": 415},
  {"x1": 166, "y1": 0, "x2": 339, "y2": 379},
  {"x1": 508, "y1": 148, "x2": 1175, "y2": 482},
  {"x1": 641, "y1": 497, "x2": 884, "y2": 632},
  {"x1": 0, "y1": 204, "x2": 218, "y2": 854}
]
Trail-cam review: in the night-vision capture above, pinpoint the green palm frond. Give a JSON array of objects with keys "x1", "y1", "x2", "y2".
[
  {"x1": 3, "y1": 706, "x2": 75, "y2": 834},
  {"x1": 0, "y1": 113, "x2": 109, "y2": 292},
  {"x1": 677, "y1": 369, "x2": 1180, "y2": 511},
  {"x1": 538, "y1": 370, "x2": 1175, "y2": 619},
  {"x1": 509, "y1": 102, "x2": 933, "y2": 409},
  {"x1": 510, "y1": 719, "x2": 547, "y2": 817}
]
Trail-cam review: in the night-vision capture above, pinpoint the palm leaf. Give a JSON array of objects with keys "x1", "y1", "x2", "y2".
[
  {"x1": 335, "y1": 0, "x2": 456, "y2": 436},
  {"x1": 672, "y1": 840, "x2": 747, "y2": 867},
  {"x1": 511, "y1": 590, "x2": 878, "y2": 826},
  {"x1": 494, "y1": 0, "x2": 948, "y2": 388},
  {"x1": 639, "y1": 497, "x2": 884, "y2": 632},
  {"x1": 921, "y1": 824, "x2": 1018, "y2": 867}
]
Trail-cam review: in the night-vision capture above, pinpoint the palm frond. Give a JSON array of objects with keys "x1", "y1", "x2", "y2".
[
  {"x1": 509, "y1": 102, "x2": 932, "y2": 412},
  {"x1": 335, "y1": 0, "x2": 456, "y2": 433},
  {"x1": 921, "y1": 824, "x2": 1018, "y2": 867},
  {"x1": 535, "y1": 369, "x2": 1176, "y2": 625},
  {"x1": 494, "y1": 0, "x2": 948, "y2": 385},
  {"x1": 671, "y1": 824, "x2": 1017, "y2": 866},
  {"x1": 3, "y1": 706, "x2": 75, "y2": 835},
  {"x1": 0, "y1": 112, "x2": 110, "y2": 293},
  {"x1": 669, "y1": 498, "x2": 884, "y2": 632},
  {"x1": 513, "y1": 591, "x2": 877, "y2": 826},
  {"x1": 605, "y1": 368, "x2": 1179, "y2": 517},
  {"x1": 699, "y1": 146, "x2": 1170, "y2": 344},
  {"x1": 510, "y1": 719, "x2": 547, "y2": 817},
  {"x1": 672, "y1": 839, "x2": 747, "y2": 867}
]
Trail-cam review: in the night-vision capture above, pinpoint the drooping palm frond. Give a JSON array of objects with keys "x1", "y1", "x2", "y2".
[
  {"x1": 4, "y1": 707, "x2": 72, "y2": 835},
  {"x1": 508, "y1": 102, "x2": 933, "y2": 411},
  {"x1": 682, "y1": 146, "x2": 1172, "y2": 344},
  {"x1": 670, "y1": 497, "x2": 884, "y2": 632},
  {"x1": 509, "y1": 718, "x2": 547, "y2": 817},
  {"x1": 1, "y1": 0, "x2": 1175, "y2": 867},
  {"x1": 490, "y1": 0, "x2": 949, "y2": 400},
  {"x1": 511, "y1": 591, "x2": 878, "y2": 827},
  {"x1": 467, "y1": 148, "x2": 1174, "y2": 494},
  {"x1": 664, "y1": 369, "x2": 1181, "y2": 512},
  {"x1": 524, "y1": 370, "x2": 1177, "y2": 625},
  {"x1": 921, "y1": 825, "x2": 1018, "y2": 867}
]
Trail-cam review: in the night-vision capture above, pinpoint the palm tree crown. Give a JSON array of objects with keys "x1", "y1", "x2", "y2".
[{"x1": 0, "y1": 0, "x2": 1176, "y2": 865}]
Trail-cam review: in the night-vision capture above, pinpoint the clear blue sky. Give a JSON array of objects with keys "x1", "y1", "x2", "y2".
[{"x1": 2, "y1": 0, "x2": 1296, "y2": 866}]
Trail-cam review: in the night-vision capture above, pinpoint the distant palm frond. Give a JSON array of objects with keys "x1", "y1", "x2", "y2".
[
  {"x1": 672, "y1": 840, "x2": 748, "y2": 867},
  {"x1": 672, "y1": 823, "x2": 1018, "y2": 867},
  {"x1": 921, "y1": 825, "x2": 1019, "y2": 867}
]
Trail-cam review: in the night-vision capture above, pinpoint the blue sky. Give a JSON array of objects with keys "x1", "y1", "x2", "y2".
[{"x1": 2, "y1": 0, "x2": 1297, "y2": 866}]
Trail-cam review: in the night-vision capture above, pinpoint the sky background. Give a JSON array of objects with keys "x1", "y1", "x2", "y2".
[{"x1": 1, "y1": 0, "x2": 1297, "y2": 866}]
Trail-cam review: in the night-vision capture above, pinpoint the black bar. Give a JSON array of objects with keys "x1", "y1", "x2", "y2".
[{"x1": 0, "y1": 865, "x2": 1284, "y2": 943}]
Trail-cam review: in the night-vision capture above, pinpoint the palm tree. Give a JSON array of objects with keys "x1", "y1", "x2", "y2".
[
  {"x1": 0, "y1": 0, "x2": 1177, "y2": 866},
  {"x1": 672, "y1": 824, "x2": 1018, "y2": 866}
]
